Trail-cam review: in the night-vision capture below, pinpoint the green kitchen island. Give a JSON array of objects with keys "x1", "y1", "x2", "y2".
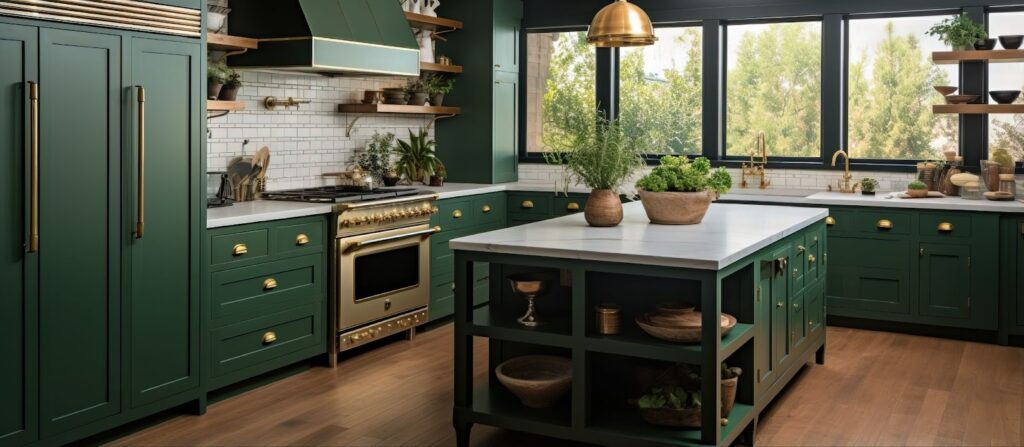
[{"x1": 450, "y1": 202, "x2": 829, "y2": 446}]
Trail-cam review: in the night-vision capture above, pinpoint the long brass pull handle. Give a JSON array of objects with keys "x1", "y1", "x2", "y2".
[
  {"x1": 262, "y1": 331, "x2": 277, "y2": 345},
  {"x1": 296, "y1": 234, "x2": 310, "y2": 245},
  {"x1": 825, "y1": 216, "x2": 835, "y2": 226},
  {"x1": 262, "y1": 278, "x2": 278, "y2": 290},
  {"x1": 521, "y1": 200, "x2": 534, "y2": 209},
  {"x1": 567, "y1": 202, "x2": 580, "y2": 211},
  {"x1": 482, "y1": 204, "x2": 492, "y2": 213},
  {"x1": 452, "y1": 209, "x2": 462, "y2": 218},
  {"x1": 28, "y1": 82, "x2": 39, "y2": 253},
  {"x1": 345, "y1": 227, "x2": 440, "y2": 253},
  {"x1": 136, "y1": 86, "x2": 145, "y2": 239},
  {"x1": 877, "y1": 219, "x2": 892, "y2": 230},
  {"x1": 937, "y1": 222, "x2": 953, "y2": 232},
  {"x1": 232, "y1": 243, "x2": 248, "y2": 256}
]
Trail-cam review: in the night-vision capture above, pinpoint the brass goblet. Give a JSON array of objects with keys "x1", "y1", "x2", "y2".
[{"x1": 507, "y1": 273, "x2": 551, "y2": 327}]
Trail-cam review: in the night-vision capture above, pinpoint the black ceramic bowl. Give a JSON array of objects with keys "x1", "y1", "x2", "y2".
[
  {"x1": 999, "y1": 35, "x2": 1024, "y2": 50},
  {"x1": 990, "y1": 90, "x2": 1022, "y2": 104},
  {"x1": 975, "y1": 38, "x2": 997, "y2": 50}
]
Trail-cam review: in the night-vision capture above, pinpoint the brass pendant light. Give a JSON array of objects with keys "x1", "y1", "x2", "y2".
[{"x1": 586, "y1": 0, "x2": 657, "y2": 47}]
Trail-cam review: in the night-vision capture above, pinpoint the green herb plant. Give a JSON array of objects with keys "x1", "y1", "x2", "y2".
[
  {"x1": 207, "y1": 61, "x2": 228, "y2": 83},
  {"x1": 223, "y1": 68, "x2": 241, "y2": 89},
  {"x1": 425, "y1": 74, "x2": 455, "y2": 95},
  {"x1": 635, "y1": 155, "x2": 732, "y2": 195},
  {"x1": 859, "y1": 178, "x2": 879, "y2": 193},
  {"x1": 908, "y1": 180, "x2": 928, "y2": 190},
  {"x1": 638, "y1": 386, "x2": 701, "y2": 411},
  {"x1": 355, "y1": 132, "x2": 397, "y2": 181},
  {"x1": 405, "y1": 78, "x2": 426, "y2": 93},
  {"x1": 395, "y1": 128, "x2": 440, "y2": 184},
  {"x1": 542, "y1": 112, "x2": 646, "y2": 193},
  {"x1": 926, "y1": 13, "x2": 987, "y2": 50}
]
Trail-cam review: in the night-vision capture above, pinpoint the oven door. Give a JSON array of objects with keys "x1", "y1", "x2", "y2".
[{"x1": 337, "y1": 224, "x2": 436, "y2": 331}]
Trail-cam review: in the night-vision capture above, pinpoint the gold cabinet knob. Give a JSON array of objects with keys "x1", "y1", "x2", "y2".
[
  {"x1": 937, "y1": 222, "x2": 953, "y2": 232},
  {"x1": 296, "y1": 233, "x2": 310, "y2": 245},
  {"x1": 262, "y1": 278, "x2": 278, "y2": 290},
  {"x1": 793, "y1": 302, "x2": 800, "y2": 310},
  {"x1": 521, "y1": 200, "x2": 534, "y2": 209},
  {"x1": 567, "y1": 202, "x2": 580, "y2": 211},
  {"x1": 452, "y1": 209, "x2": 462, "y2": 219},
  {"x1": 877, "y1": 219, "x2": 893, "y2": 230},
  {"x1": 232, "y1": 243, "x2": 248, "y2": 256},
  {"x1": 825, "y1": 216, "x2": 836, "y2": 226},
  {"x1": 777, "y1": 301, "x2": 785, "y2": 308},
  {"x1": 262, "y1": 331, "x2": 277, "y2": 345},
  {"x1": 482, "y1": 204, "x2": 492, "y2": 213},
  {"x1": 433, "y1": 226, "x2": 442, "y2": 232},
  {"x1": 808, "y1": 320, "x2": 814, "y2": 326},
  {"x1": 808, "y1": 254, "x2": 816, "y2": 264},
  {"x1": 796, "y1": 245, "x2": 806, "y2": 253}
]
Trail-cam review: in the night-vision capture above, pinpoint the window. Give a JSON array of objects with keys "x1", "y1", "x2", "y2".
[
  {"x1": 524, "y1": 31, "x2": 595, "y2": 152},
  {"x1": 847, "y1": 15, "x2": 959, "y2": 160},
  {"x1": 726, "y1": 22, "x2": 822, "y2": 158},
  {"x1": 988, "y1": 11, "x2": 1024, "y2": 160},
  {"x1": 619, "y1": 27, "x2": 702, "y2": 155}
]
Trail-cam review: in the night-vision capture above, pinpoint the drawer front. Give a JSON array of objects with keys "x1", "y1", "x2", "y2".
[
  {"x1": 789, "y1": 292, "x2": 806, "y2": 350},
  {"x1": 807, "y1": 282, "x2": 824, "y2": 335},
  {"x1": 508, "y1": 192, "x2": 553, "y2": 218},
  {"x1": 554, "y1": 195, "x2": 586, "y2": 217},
  {"x1": 211, "y1": 228, "x2": 270, "y2": 267},
  {"x1": 439, "y1": 197, "x2": 475, "y2": 231},
  {"x1": 210, "y1": 254, "x2": 323, "y2": 326},
  {"x1": 473, "y1": 193, "x2": 507, "y2": 225},
  {"x1": 823, "y1": 209, "x2": 855, "y2": 233},
  {"x1": 803, "y1": 227, "x2": 823, "y2": 283},
  {"x1": 210, "y1": 305, "x2": 322, "y2": 378},
  {"x1": 850, "y1": 210, "x2": 911, "y2": 235},
  {"x1": 270, "y1": 219, "x2": 325, "y2": 257},
  {"x1": 918, "y1": 213, "x2": 972, "y2": 239}
]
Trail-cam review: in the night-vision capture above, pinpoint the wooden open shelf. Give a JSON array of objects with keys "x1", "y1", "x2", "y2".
[
  {"x1": 405, "y1": 11, "x2": 463, "y2": 31},
  {"x1": 932, "y1": 49, "x2": 1024, "y2": 64},
  {"x1": 337, "y1": 103, "x2": 460, "y2": 115},
  {"x1": 208, "y1": 100, "x2": 246, "y2": 112},
  {"x1": 421, "y1": 62, "x2": 463, "y2": 74},
  {"x1": 207, "y1": 33, "x2": 258, "y2": 51},
  {"x1": 933, "y1": 104, "x2": 1024, "y2": 114}
]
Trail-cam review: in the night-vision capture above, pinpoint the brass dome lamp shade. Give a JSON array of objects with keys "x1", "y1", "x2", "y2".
[{"x1": 586, "y1": 0, "x2": 657, "y2": 47}]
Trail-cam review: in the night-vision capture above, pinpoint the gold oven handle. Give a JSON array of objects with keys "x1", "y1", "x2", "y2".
[
  {"x1": 345, "y1": 227, "x2": 441, "y2": 253},
  {"x1": 877, "y1": 219, "x2": 893, "y2": 230},
  {"x1": 136, "y1": 85, "x2": 146, "y2": 239},
  {"x1": 28, "y1": 82, "x2": 39, "y2": 253}
]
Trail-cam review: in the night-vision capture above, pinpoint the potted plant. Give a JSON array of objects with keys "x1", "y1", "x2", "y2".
[
  {"x1": 425, "y1": 74, "x2": 455, "y2": 106},
  {"x1": 406, "y1": 78, "x2": 429, "y2": 106},
  {"x1": 859, "y1": 178, "x2": 879, "y2": 195},
  {"x1": 926, "y1": 13, "x2": 987, "y2": 51},
  {"x1": 543, "y1": 113, "x2": 646, "y2": 227},
  {"x1": 429, "y1": 163, "x2": 447, "y2": 186},
  {"x1": 395, "y1": 128, "x2": 440, "y2": 184},
  {"x1": 638, "y1": 386, "x2": 702, "y2": 428},
  {"x1": 218, "y1": 68, "x2": 242, "y2": 101},
  {"x1": 207, "y1": 61, "x2": 228, "y2": 100},
  {"x1": 635, "y1": 156, "x2": 732, "y2": 225},
  {"x1": 355, "y1": 131, "x2": 397, "y2": 186},
  {"x1": 907, "y1": 180, "x2": 929, "y2": 198}
]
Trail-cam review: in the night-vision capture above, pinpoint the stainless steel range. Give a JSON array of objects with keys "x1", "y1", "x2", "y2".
[{"x1": 264, "y1": 186, "x2": 439, "y2": 361}]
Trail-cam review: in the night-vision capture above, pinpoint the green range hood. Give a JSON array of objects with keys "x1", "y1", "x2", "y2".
[{"x1": 228, "y1": 0, "x2": 420, "y2": 76}]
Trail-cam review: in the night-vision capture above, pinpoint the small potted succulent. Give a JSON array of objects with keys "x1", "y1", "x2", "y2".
[
  {"x1": 218, "y1": 68, "x2": 242, "y2": 101},
  {"x1": 635, "y1": 156, "x2": 733, "y2": 225},
  {"x1": 429, "y1": 163, "x2": 447, "y2": 186},
  {"x1": 406, "y1": 78, "x2": 429, "y2": 106},
  {"x1": 926, "y1": 13, "x2": 987, "y2": 51},
  {"x1": 907, "y1": 180, "x2": 929, "y2": 198},
  {"x1": 859, "y1": 178, "x2": 879, "y2": 195},
  {"x1": 207, "y1": 61, "x2": 228, "y2": 100},
  {"x1": 425, "y1": 74, "x2": 455, "y2": 106}
]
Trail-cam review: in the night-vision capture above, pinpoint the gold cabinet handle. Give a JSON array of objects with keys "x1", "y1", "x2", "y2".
[
  {"x1": 136, "y1": 85, "x2": 145, "y2": 239},
  {"x1": 232, "y1": 243, "x2": 248, "y2": 256},
  {"x1": 808, "y1": 320, "x2": 814, "y2": 326},
  {"x1": 567, "y1": 202, "x2": 580, "y2": 211},
  {"x1": 777, "y1": 301, "x2": 784, "y2": 308},
  {"x1": 296, "y1": 233, "x2": 310, "y2": 245},
  {"x1": 262, "y1": 331, "x2": 277, "y2": 345},
  {"x1": 825, "y1": 216, "x2": 836, "y2": 226},
  {"x1": 433, "y1": 225, "x2": 442, "y2": 232},
  {"x1": 482, "y1": 204, "x2": 492, "y2": 213},
  {"x1": 796, "y1": 245, "x2": 806, "y2": 253},
  {"x1": 937, "y1": 222, "x2": 953, "y2": 232},
  {"x1": 808, "y1": 254, "x2": 816, "y2": 264},
  {"x1": 452, "y1": 209, "x2": 463, "y2": 218},
  {"x1": 793, "y1": 302, "x2": 800, "y2": 310},
  {"x1": 877, "y1": 219, "x2": 893, "y2": 230},
  {"x1": 521, "y1": 200, "x2": 534, "y2": 209},
  {"x1": 28, "y1": 81, "x2": 39, "y2": 253},
  {"x1": 262, "y1": 278, "x2": 278, "y2": 290}
]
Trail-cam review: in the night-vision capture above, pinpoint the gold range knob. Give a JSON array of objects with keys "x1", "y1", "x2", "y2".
[{"x1": 262, "y1": 331, "x2": 277, "y2": 345}]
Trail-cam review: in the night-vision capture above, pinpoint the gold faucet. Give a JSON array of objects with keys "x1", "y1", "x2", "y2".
[
  {"x1": 741, "y1": 132, "x2": 770, "y2": 189},
  {"x1": 830, "y1": 149, "x2": 857, "y2": 193}
]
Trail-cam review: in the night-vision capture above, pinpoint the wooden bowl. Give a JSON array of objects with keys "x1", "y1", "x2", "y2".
[
  {"x1": 636, "y1": 312, "x2": 737, "y2": 343},
  {"x1": 495, "y1": 355, "x2": 572, "y2": 408},
  {"x1": 933, "y1": 86, "x2": 958, "y2": 96},
  {"x1": 984, "y1": 191, "x2": 1015, "y2": 201},
  {"x1": 945, "y1": 95, "x2": 980, "y2": 104},
  {"x1": 655, "y1": 303, "x2": 696, "y2": 315},
  {"x1": 640, "y1": 407, "x2": 702, "y2": 428}
]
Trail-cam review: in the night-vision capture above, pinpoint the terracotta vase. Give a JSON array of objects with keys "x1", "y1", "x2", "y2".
[
  {"x1": 583, "y1": 189, "x2": 622, "y2": 227},
  {"x1": 638, "y1": 190, "x2": 713, "y2": 225}
]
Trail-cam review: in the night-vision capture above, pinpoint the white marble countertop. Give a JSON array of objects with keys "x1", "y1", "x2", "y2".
[
  {"x1": 207, "y1": 201, "x2": 335, "y2": 229},
  {"x1": 450, "y1": 202, "x2": 828, "y2": 270},
  {"x1": 803, "y1": 191, "x2": 1024, "y2": 213}
]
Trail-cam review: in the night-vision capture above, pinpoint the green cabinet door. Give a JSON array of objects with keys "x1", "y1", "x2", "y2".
[
  {"x1": 492, "y1": 0, "x2": 521, "y2": 72},
  {"x1": 38, "y1": 27, "x2": 122, "y2": 436},
  {"x1": 827, "y1": 236, "x2": 911, "y2": 315},
  {"x1": 918, "y1": 243, "x2": 972, "y2": 320},
  {"x1": 126, "y1": 37, "x2": 201, "y2": 408},
  {"x1": 769, "y1": 249, "x2": 791, "y2": 371},
  {"x1": 754, "y1": 260, "x2": 776, "y2": 392},
  {"x1": 0, "y1": 22, "x2": 38, "y2": 446},
  {"x1": 492, "y1": 70, "x2": 518, "y2": 184}
]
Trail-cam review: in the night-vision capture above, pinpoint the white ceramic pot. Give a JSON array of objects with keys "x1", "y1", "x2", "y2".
[
  {"x1": 407, "y1": 0, "x2": 421, "y2": 14},
  {"x1": 421, "y1": 0, "x2": 440, "y2": 17},
  {"x1": 418, "y1": 31, "x2": 434, "y2": 63}
]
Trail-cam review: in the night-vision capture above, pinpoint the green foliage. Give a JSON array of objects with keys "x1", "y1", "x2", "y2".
[
  {"x1": 207, "y1": 61, "x2": 228, "y2": 83},
  {"x1": 991, "y1": 148, "x2": 1015, "y2": 167},
  {"x1": 859, "y1": 178, "x2": 879, "y2": 193},
  {"x1": 638, "y1": 386, "x2": 701, "y2": 410},
  {"x1": 908, "y1": 180, "x2": 928, "y2": 190},
  {"x1": 355, "y1": 132, "x2": 396, "y2": 180},
  {"x1": 636, "y1": 156, "x2": 732, "y2": 194},
  {"x1": 223, "y1": 69, "x2": 241, "y2": 88},
  {"x1": 424, "y1": 74, "x2": 455, "y2": 95},
  {"x1": 926, "y1": 13, "x2": 987, "y2": 49},
  {"x1": 394, "y1": 128, "x2": 440, "y2": 184},
  {"x1": 542, "y1": 112, "x2": 646, "y2": 191},
  {"x1": 405, "y1": 78, "x2": 426, "y2": 93},
  {"x1": 540, "y1": 33, "x2": 597, "y2": 152}
]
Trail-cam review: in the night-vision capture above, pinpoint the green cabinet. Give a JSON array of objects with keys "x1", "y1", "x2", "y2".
[
  {"x1": 507, "y1": 191, "x2": 588, "y2": 225},
  {"x1": 918, "y1": 243, "x2": 972, "y2": 320},
  {"x1": 827, "y1": 236, "x2": 911, "y2": 315},
  {"x1": 0, "y1": 21, "x2": 37, "y2": 447}
]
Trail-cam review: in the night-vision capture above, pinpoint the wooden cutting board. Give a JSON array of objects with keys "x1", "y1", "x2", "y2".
[{"x1": 896, "y1": 191, "x2": 945, "y2": 199}]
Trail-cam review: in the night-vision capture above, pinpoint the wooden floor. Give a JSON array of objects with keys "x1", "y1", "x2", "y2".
[{"x1": 107, "y1": 325, "x2": 1024, "y2": 447}]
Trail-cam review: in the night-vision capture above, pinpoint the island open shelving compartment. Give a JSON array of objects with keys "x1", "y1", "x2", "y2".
[{"x1": 450, "y1": 205, "x2": 829, "y2": 447}]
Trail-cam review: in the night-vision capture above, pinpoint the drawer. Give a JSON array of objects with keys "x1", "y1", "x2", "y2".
[
  {"x1": 807, "y1": 283, "x2": 824, "y2": 335},
  {"x1": 554, "y1": 195, "x2": 586, "y2": 216},
  {"x1": 473, "y1": 194, "x2": 507, "y2": 225},
  {"x1": 211, "y1": 228, "x2": 270, "y2": 267},
  {"x1": 849, "y1": 210, "x2": 911, "y2": 235},
  {"x1": 918, "y1": 213, "x2": 972, "y2": 239},
  {"x1": 210, "y1": 254, "x2": 323, "y2": 326},
  {"x1": 822, "y1": 209, "x2": 854, "y2": 233},
  {"x1": 270, "y1": 219, "x2": 325, "y2": 257},
  {"x1": 789, "y1": 292, "x2": 806, "y2": 349},
  {"x1": 439, "y1": 197, "x2": 474, "y2": 231},
  {"x1": 210, "y1": 305, "x2": 322, "y2": 378},
  {"x1": 508, "y1": 192, "x2": 553, "y2": 217}
]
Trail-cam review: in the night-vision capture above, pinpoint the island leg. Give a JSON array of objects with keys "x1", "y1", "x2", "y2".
[
  {"x1": 453, "y1": 252, "x2": 475, "y2": 447},
  {"x1": 699, "y1": 272, "x2": 722, "y2": 445},
  {"x1": 454, "y1": 420, "x2": 473, "y2": 447},
  {"x1": 815, "y1": 343, "x2": 826, "y2": 365}
]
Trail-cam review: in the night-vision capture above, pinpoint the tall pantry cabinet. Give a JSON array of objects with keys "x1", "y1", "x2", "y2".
[{"x1": 0, "y1": 12, "x2": 202, "y2": 446}]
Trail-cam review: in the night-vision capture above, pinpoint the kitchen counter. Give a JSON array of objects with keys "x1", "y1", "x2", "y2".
[
  {"x1": 803, "y1": 191, "x2": 1024, "y2": 213},
  {"x1": 450, "y1": 202, "x2": 827, "y2": 270},
  {"x1": 207, "y1": 201, "x2": 335, "y2": 229}
]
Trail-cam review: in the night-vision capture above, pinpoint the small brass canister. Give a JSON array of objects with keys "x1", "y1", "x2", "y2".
[{"x1": 595, "y1": 303, "x2": 621, "y2": 335}]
